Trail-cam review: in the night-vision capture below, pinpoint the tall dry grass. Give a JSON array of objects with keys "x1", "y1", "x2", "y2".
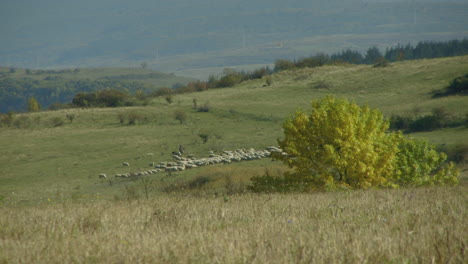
[{"x1": 1, "y1": 184, "x2": 466, "y2": 263}]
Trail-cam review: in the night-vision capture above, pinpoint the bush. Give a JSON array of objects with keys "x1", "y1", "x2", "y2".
[
  {"x1": 188, "y1": 176, "x2": 211, "y2": 189},
  {"x1": 438, "y1": 143, "x2": 468, "y2": 165},
  {"x1": 66, "y1": 114, "x2": 76, "y2": 123},
  {"x1": 50, "y1": 117, "x2": 65, "y2": 127},
  {"x1": 165, "y1": 95, "x2": 173, "y2": 104},
  {"x1": 409, "y1": 115, "x2": 441, "y2": 132},
  {"x1": 197, "y1": 103, "x2": 211, "y2": 112},
  {"x1": 249, "y1": 170, "x2": 317, "y2": 193},
  {"x1": 446, "y1": 73, "x2": 468, "y2": 95},
  {"x1": 0, "y1": 112, "x2": 15, "y2": 127},
  {"x1": 389, "y1": 115, "x2": 413, "y2": 131},
  {"x1": 274, "y1": 59, "x2": 295, "y2": 72},
  {"x1": 127, "y1": 111, "x2": 145, "y2": 125},
  {"x1": 12, "y1": 115, "x2": 32, "y2": 129},
  {"x1": 393, "y1": 138, "x2": 458, "y2": 186},
  {"x1": 432, "y1": 73, "x2": 468, "y2": 97},
  {"x1": 117, "y1": 111, "x2": 147, "y2": 125},
  {"x1": 174, "y1": 110, "x2": 187, "y2": 124},
  {"x1": 217, "y1": 72, "x2": 242, "y2": 88},
  {"x1": 198, "y1": 133, "x2": 209, "y2": 144}
]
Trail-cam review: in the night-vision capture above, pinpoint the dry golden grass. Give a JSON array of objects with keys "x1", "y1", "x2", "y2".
[{"x1": 1, "y1": 183, "x2": 466, "y2": 263}]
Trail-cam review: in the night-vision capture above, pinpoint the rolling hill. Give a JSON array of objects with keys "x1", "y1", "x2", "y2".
[{"x1": 0, "y1": 55, "x2": 467, "y2": 205}]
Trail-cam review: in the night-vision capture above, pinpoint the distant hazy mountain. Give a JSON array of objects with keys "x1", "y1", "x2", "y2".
[{"x1": 1, "y1": 0, "x2": 467, "y2": 78}]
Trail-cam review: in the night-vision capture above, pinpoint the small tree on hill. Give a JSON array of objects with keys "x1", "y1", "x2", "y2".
[{"x1": 27, "y1": 97, "x2": 41, "y2": 112}]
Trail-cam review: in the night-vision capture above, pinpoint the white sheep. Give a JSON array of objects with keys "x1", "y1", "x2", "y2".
[
  {"x1": 123, "y1": 162, "x2": 130, "y2": 166},
  {"x1": 99, "y1": 173, "x2": 107, "y2": 179}
]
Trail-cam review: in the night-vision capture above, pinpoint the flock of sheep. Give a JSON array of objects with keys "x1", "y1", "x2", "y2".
[{"x1": 98, "y1": 146, "x2": 286, "y2": 180}]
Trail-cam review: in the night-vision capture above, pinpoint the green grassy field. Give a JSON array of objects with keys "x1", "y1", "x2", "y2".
[
  {"x1": 0, "y1": 56, "x2": 467, "y2": 262},
  {"x1": 0, "y1": 55, "x2": 467, "y2": 204}
]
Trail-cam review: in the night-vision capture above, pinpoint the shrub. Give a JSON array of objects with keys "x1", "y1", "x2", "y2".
[
  {"x1": 127, "y1": 111, "x2": 145, "y2": 125},
  {"x1": 12, "y1": 115, "x2": 32, "y2": 129},
  {"x1": 274, "y1": 59, "x2": 295, "y2": 72},
  {"x1": 393, "y1": 138, "x2": 459, "y2": 186},
  {"x1": 188, "y1": 176, "x2": 211, "y2": 189},
  {"x1": 151, "y1": 87, "x2": 173, "y2": 97},
  {"x1": 249, "y1": 169, "x2": 317, "y2": 193},
  {"x1": 0, "y1": 112, "x2": 15, "y2": 127},
  {"x1": 192, "y1": 98, "x2": 197, "y2": 109},
  {"x1": 197, "y1": 103, "x2": 211, "y2": 112},
  {"x1": 446, "y1": 73, "x2": 468, "y2": 95},
  {"x1": 66, "y1": 114, "x2": 76, "y2": 123},
  {"x1": 117, "y1": 112, "x2": 126, "y2": 124},
  {"x1": 96, "y1": 90, "x2": 129, "y2": 107},
  {"x1": 48, "y1": 102, "x2": 72, "y2": 110},
  {"x1": 174, "y1": 110, "x2": 187, "y2": 124},
  {"x1": 432, "y1": 73, "x2": 468, "y2": 97},
  {"x1": 313, "y1": 81, "x2": 331, "y2": 90},
  {"x1": 217, "y1": 71, "x2": 242, "y2": 88},
  {"x1": 165, "y1": 95, "x2": 173, "y2": 104},
  {"x1": 198, "y1": 133, "x2": 209, "y2": 144},
  {"x1": 438, "y1": 143, "x2": 468, "y2": 165},
  {"x1": 373, "y1": 58, "x2": 391, "y2": 68},
  {"x1": 389, "y1": 114, "x2": 413, "y2": 131},
  {"x1": 409, "y1": 115, "x2": 441, "y2": 132},
  {"x1": 50, "y1": 117, "x2": 65, "y2": 127}
]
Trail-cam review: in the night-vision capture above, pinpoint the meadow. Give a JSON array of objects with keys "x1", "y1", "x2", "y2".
[
  {"x1": 0, "y1": 56, "x2": 467, "y2": 263},
  {"x1": 0, "y1": 185, "x2": 466, "y2": 263}
]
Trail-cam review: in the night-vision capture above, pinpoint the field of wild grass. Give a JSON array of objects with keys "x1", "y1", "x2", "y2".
[{"x1": 1, "y1": 185, "x2": 466, "y2": 263}]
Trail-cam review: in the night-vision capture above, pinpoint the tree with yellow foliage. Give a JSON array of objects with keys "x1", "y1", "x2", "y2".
[
  {"x1": 27, "y1": 97, "x2": 41, "y2": 112},
  {"x1": 266, "y1": 96, "x2": 458, "y2": 191}
]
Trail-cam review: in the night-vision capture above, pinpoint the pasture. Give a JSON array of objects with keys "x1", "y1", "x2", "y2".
[{"x1": 0, "y1": 56, "x2": 467, "y2": 263}]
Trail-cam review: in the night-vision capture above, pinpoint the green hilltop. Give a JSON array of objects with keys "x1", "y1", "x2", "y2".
[{"x1": 0, "y1": 56, "x2": 467, "y2": 205}]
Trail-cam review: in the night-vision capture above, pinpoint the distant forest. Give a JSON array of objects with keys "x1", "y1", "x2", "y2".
[
  {"x1": 0, "y1": 78, "x2": 152, "y2": 113},
  {"x1": 331, "y1": 39, "x2": 468, "y2": 64},
  {"x1": 0, "y1": 39, "x2": 467, "y2": 113}
]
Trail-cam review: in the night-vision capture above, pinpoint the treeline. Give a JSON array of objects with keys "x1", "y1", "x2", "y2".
[
  {"x1": 0, "y1": 78, "x2": 153, "y2": 113},
  {"x1": 276, "y1": 38, "x2": 468, "y2": 71}
]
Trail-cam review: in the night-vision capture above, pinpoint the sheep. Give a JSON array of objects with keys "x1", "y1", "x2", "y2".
[
  {"x1": 123, "y1": 162, "x2": 130, "y2": 166},
  {"x1": 99, "y1": 173, "x2": 107, "y2": 179}
]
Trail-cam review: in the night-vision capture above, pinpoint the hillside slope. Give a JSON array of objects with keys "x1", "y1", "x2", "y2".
[{"x1": 0, "y1": 56, "x2": 467, "y2": 205}]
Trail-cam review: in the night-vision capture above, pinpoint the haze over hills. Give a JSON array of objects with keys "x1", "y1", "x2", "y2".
[{"x1": 1, "y1": 0, "x2": 468, "y2": 78}]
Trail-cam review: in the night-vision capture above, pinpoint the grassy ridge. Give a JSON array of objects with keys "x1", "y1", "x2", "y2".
[{"x1": 0, "y1": 56, "x2": 467, "y2": 205}]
